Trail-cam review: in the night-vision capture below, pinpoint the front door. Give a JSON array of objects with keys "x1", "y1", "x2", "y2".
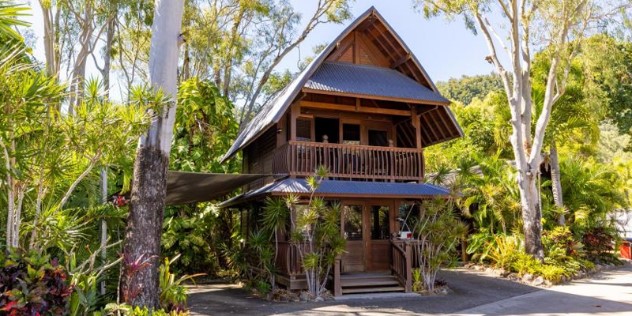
[{"x1": 341, "y1": 201, "x2": 393, "y2": 273}]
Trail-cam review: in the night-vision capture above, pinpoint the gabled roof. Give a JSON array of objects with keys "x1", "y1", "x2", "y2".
[
  {"x1": 305, "y1": 62, "x2": 450, "y2": 105},
  {"x1": 221, "y1": 7, "x2": 462, "y2": 162}
]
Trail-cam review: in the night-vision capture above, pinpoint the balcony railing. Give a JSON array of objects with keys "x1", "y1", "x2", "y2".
[{"x1": 273, "y1": 141, "x2": 423, "y2": 182}]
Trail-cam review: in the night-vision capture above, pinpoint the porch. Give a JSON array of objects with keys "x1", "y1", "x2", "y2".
[
  {"x1": 275, "y1": 239, "x2": 421, "y2": 296},
  {"x1": 272, "y1": 141, "x2": 424, "y2": 182}
]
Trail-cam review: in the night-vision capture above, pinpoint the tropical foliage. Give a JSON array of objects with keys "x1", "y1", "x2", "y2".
[
  {"x1": 1, "y1": 0, "x2": 632, "y2": 311},
  {"x1": 428, "y1": 34, "x2": 631, "y2": 282},
  {"x1": 252, "y1": 167, "x2": 346, "y2": 299}
]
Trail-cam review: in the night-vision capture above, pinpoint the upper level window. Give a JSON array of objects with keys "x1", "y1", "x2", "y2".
[
  {"x1": 342, "y1": 124, "x2": 360, "y2": 145},
  {"x1": 369, "y1": 129, "x2": 388, "y2": 146},
  {"x1": 296, "y1": 118, "x2": 312, "y2": 141}
]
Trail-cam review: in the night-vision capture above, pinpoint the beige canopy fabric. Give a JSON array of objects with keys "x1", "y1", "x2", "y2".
[{"x1": 166, "y1": 171, "x2": 266, "y2": 205}]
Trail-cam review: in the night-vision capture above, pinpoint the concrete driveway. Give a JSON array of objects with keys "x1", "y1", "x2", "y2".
[{"x1": 188, "y1": 263, "x2": 632, "y2": 316}]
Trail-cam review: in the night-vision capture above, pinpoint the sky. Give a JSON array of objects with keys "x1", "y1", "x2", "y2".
[
  {"x1": 283, "y1": 0, "x2": 496, "y2": 82},
  {"x1": 23, "y1": 0, "x2": 497, "y2": 97}
]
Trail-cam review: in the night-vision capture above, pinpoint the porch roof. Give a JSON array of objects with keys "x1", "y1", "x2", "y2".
[
  {"x1": 220, "y1": 178, "x2": 451, "y2": 207},
  {"x1": 305, "y1": 62, "x2": 450, "y2": 105}
]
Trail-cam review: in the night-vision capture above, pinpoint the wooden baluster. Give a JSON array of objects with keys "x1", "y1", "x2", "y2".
[{"x1": 322, "y1": 135, "x2": 329, "y2": 174}]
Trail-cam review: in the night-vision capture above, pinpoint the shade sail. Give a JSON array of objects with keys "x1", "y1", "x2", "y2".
[{"x1": 166, "y1": 171, "x2": 266, "y2": 205}]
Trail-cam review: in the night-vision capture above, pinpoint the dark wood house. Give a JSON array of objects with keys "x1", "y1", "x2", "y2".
[{"x1": 221, "y1": 7, "x2": 462, "y2": 296}]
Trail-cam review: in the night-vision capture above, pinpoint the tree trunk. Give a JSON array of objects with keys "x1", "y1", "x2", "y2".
[
  {"x1": 120, "y1": 146, "x2": 169, "y2": 307},
  {"x1": 549, "y1": 140, "x2": 565, "y2": 225},
  {"x1": 518, "y1": 171, "x2": 545, "y2": 259},
  {"x1": 100, "y1": 9, "x2": 115, "y2": 297},
  {"x1": 120, "y1": 0, "x2": 184, "y2": 309},
  {"x1": 39, "y1": 1, "x2": 58, "y2": 79}
]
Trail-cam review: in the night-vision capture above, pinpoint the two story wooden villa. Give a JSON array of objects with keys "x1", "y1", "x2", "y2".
[{"x1": 220, "y1": 7, "x2": 463, "y2": 296}]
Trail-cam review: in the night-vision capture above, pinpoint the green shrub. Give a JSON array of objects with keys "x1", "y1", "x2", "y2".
[
  {"x1": 538, "y1": 265, "x2": 567, "y2": 284},
  {"x1": 412, "y1": 268, "x2": 423, "y2": 292},
  {"x1": 0, "y1": 251, "x2": 73, "y2": 315},
  {"x1": 414, "y1": 199, "x2": 467, "y2": 292},
  {"x1": 159, "y1": 256, "x2": 204, "y2": 312},
  {"x1": 510, "y1": 252, "x2": 541, "y2": 276},
  {"x1": 543, "y1": 226, "x2": 584, "y2": 258},
  {"x1": 488, "y1": 235, "x2": 522, "y2": 270},
  {"x1": 466, "y1": 228, "x2": 495, "y2": 263},
  {"x1": 104, "y1": 303, "x2": 189, "y2": 315},
  {"x1": 582, "y1": 226, "x2": 616, "y2": 261}
]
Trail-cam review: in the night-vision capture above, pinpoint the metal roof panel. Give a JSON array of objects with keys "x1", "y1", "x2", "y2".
[{"x1": 305, "y1": 62, "x2": 449, "y2": 104}]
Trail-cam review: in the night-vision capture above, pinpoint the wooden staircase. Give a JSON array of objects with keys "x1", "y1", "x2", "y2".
[{"x1": 339, "y1": 272, "x2": 405, "y2": 294}]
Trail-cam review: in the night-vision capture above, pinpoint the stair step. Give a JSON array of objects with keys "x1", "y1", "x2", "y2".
[
  {"x1": 342, "y1": 286, "x2": 405, "y2": 294},
  {"x1": 340, "y1": 273, "x2": 391, "y2": 280},
  {"x1": 341, "y1": 278, "x2": 400, "y2": 287}
]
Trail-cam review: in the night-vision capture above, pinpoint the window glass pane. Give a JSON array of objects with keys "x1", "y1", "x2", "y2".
[
  {"x1": 343, "y1": 205, "x2": 363, "y2": 240},
  {"x1": 370, "y1": 205, "x2": 390, "y2": 239}
]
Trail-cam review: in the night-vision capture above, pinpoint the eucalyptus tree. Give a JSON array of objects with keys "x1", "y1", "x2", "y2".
[
  {"x1": 115, "y1": 0, "x2": 352, "y2": 124},
  {"x1": 415, "y1": 0, "x2": 627, "y2": 259},
  {"x1": 37, "y1": 0, "x2": 122, "y2": 113},
  {"x1": 120, "y1": 0, "x2": 185, "y2": 309}
]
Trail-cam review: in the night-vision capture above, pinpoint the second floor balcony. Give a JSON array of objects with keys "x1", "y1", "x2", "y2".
[{"x1": 272, "y1": 140, "x2": 424, "y2": 182}]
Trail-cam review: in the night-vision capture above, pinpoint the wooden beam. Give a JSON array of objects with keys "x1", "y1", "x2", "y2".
[
  {"x1": 328, "y1": 39, "x2": 354, "y2": 62},
  {"x1": 390, "y1": 54, "x2": 411, "y2": 69},
  {"x1": 411, "y1": 108, "x2": 422, "y2": 149},
  {"x1": 366, "y1": 27, "x2": 396, "y2": 61},
  {"x1": 419, "y1": 114, "x2": 440, "y2": 141},
  {"x1": 372, "y1": 24, "x2": 403, "y2": 58},
  {"x1": 290, "y1": 101, "x2": 300, "y2": 141},
  {"x1": 433, "y1": 108, "x2": 451, "y2": 137},
  {"x1": 302, "y1": 88, "x2": 450, "y2": 106},
  {"x1": 428, "y1": 110, "x2": 448, "y2": 139},
  {"x1": 301, "y1": 100, "x2": 411, "y2": 116}
]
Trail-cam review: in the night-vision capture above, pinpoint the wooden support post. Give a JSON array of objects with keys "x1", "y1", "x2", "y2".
[
  {"x1": 290, "y1": 102, "x2": 300, "y2": 141},
  {"x1": 334, "y1": 257, "x2": 342, "y2": 296},
  {"x1": 404, "y1": 242, "x2": 412, "y2": 292},
  {"x1": 411, "y1": 108, "x2": 424, "y2": 182}
]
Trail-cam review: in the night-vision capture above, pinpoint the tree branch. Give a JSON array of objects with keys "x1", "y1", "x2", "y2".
[{"x1": 59, "y1": 152, "x2": 102, "y2": 209}]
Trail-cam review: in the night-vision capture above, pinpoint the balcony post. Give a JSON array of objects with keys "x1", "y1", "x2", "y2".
[
  {"x1": 404, "y1": 242, "x2": 412, "y2": 292},
  {"x1": 334, "y1": 256, "x2": 342, "y2": 296}
]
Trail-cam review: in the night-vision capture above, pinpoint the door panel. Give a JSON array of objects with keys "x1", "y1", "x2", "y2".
[
  {"x1": 367, "y1": 205, "x2": 391, "y2": 271},
  {"x1": 341, "y1": 202, "x2": 394, "y2": 272},
  {"x1": 342, "y1": 204, "x2": 364, "y2": 272}
]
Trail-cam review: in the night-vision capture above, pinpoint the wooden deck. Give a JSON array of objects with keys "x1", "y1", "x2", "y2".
[{"x1": 272, "y1": 141, "x2": 424, "y2": 182}]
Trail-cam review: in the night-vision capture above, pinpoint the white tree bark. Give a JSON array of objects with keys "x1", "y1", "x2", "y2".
[
  {"x1": 120, "y1": 0, "x2": 184, "y2": 308},
  {"x1": 468, "y1": 0, "x2": 591, "y2": 260}
]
